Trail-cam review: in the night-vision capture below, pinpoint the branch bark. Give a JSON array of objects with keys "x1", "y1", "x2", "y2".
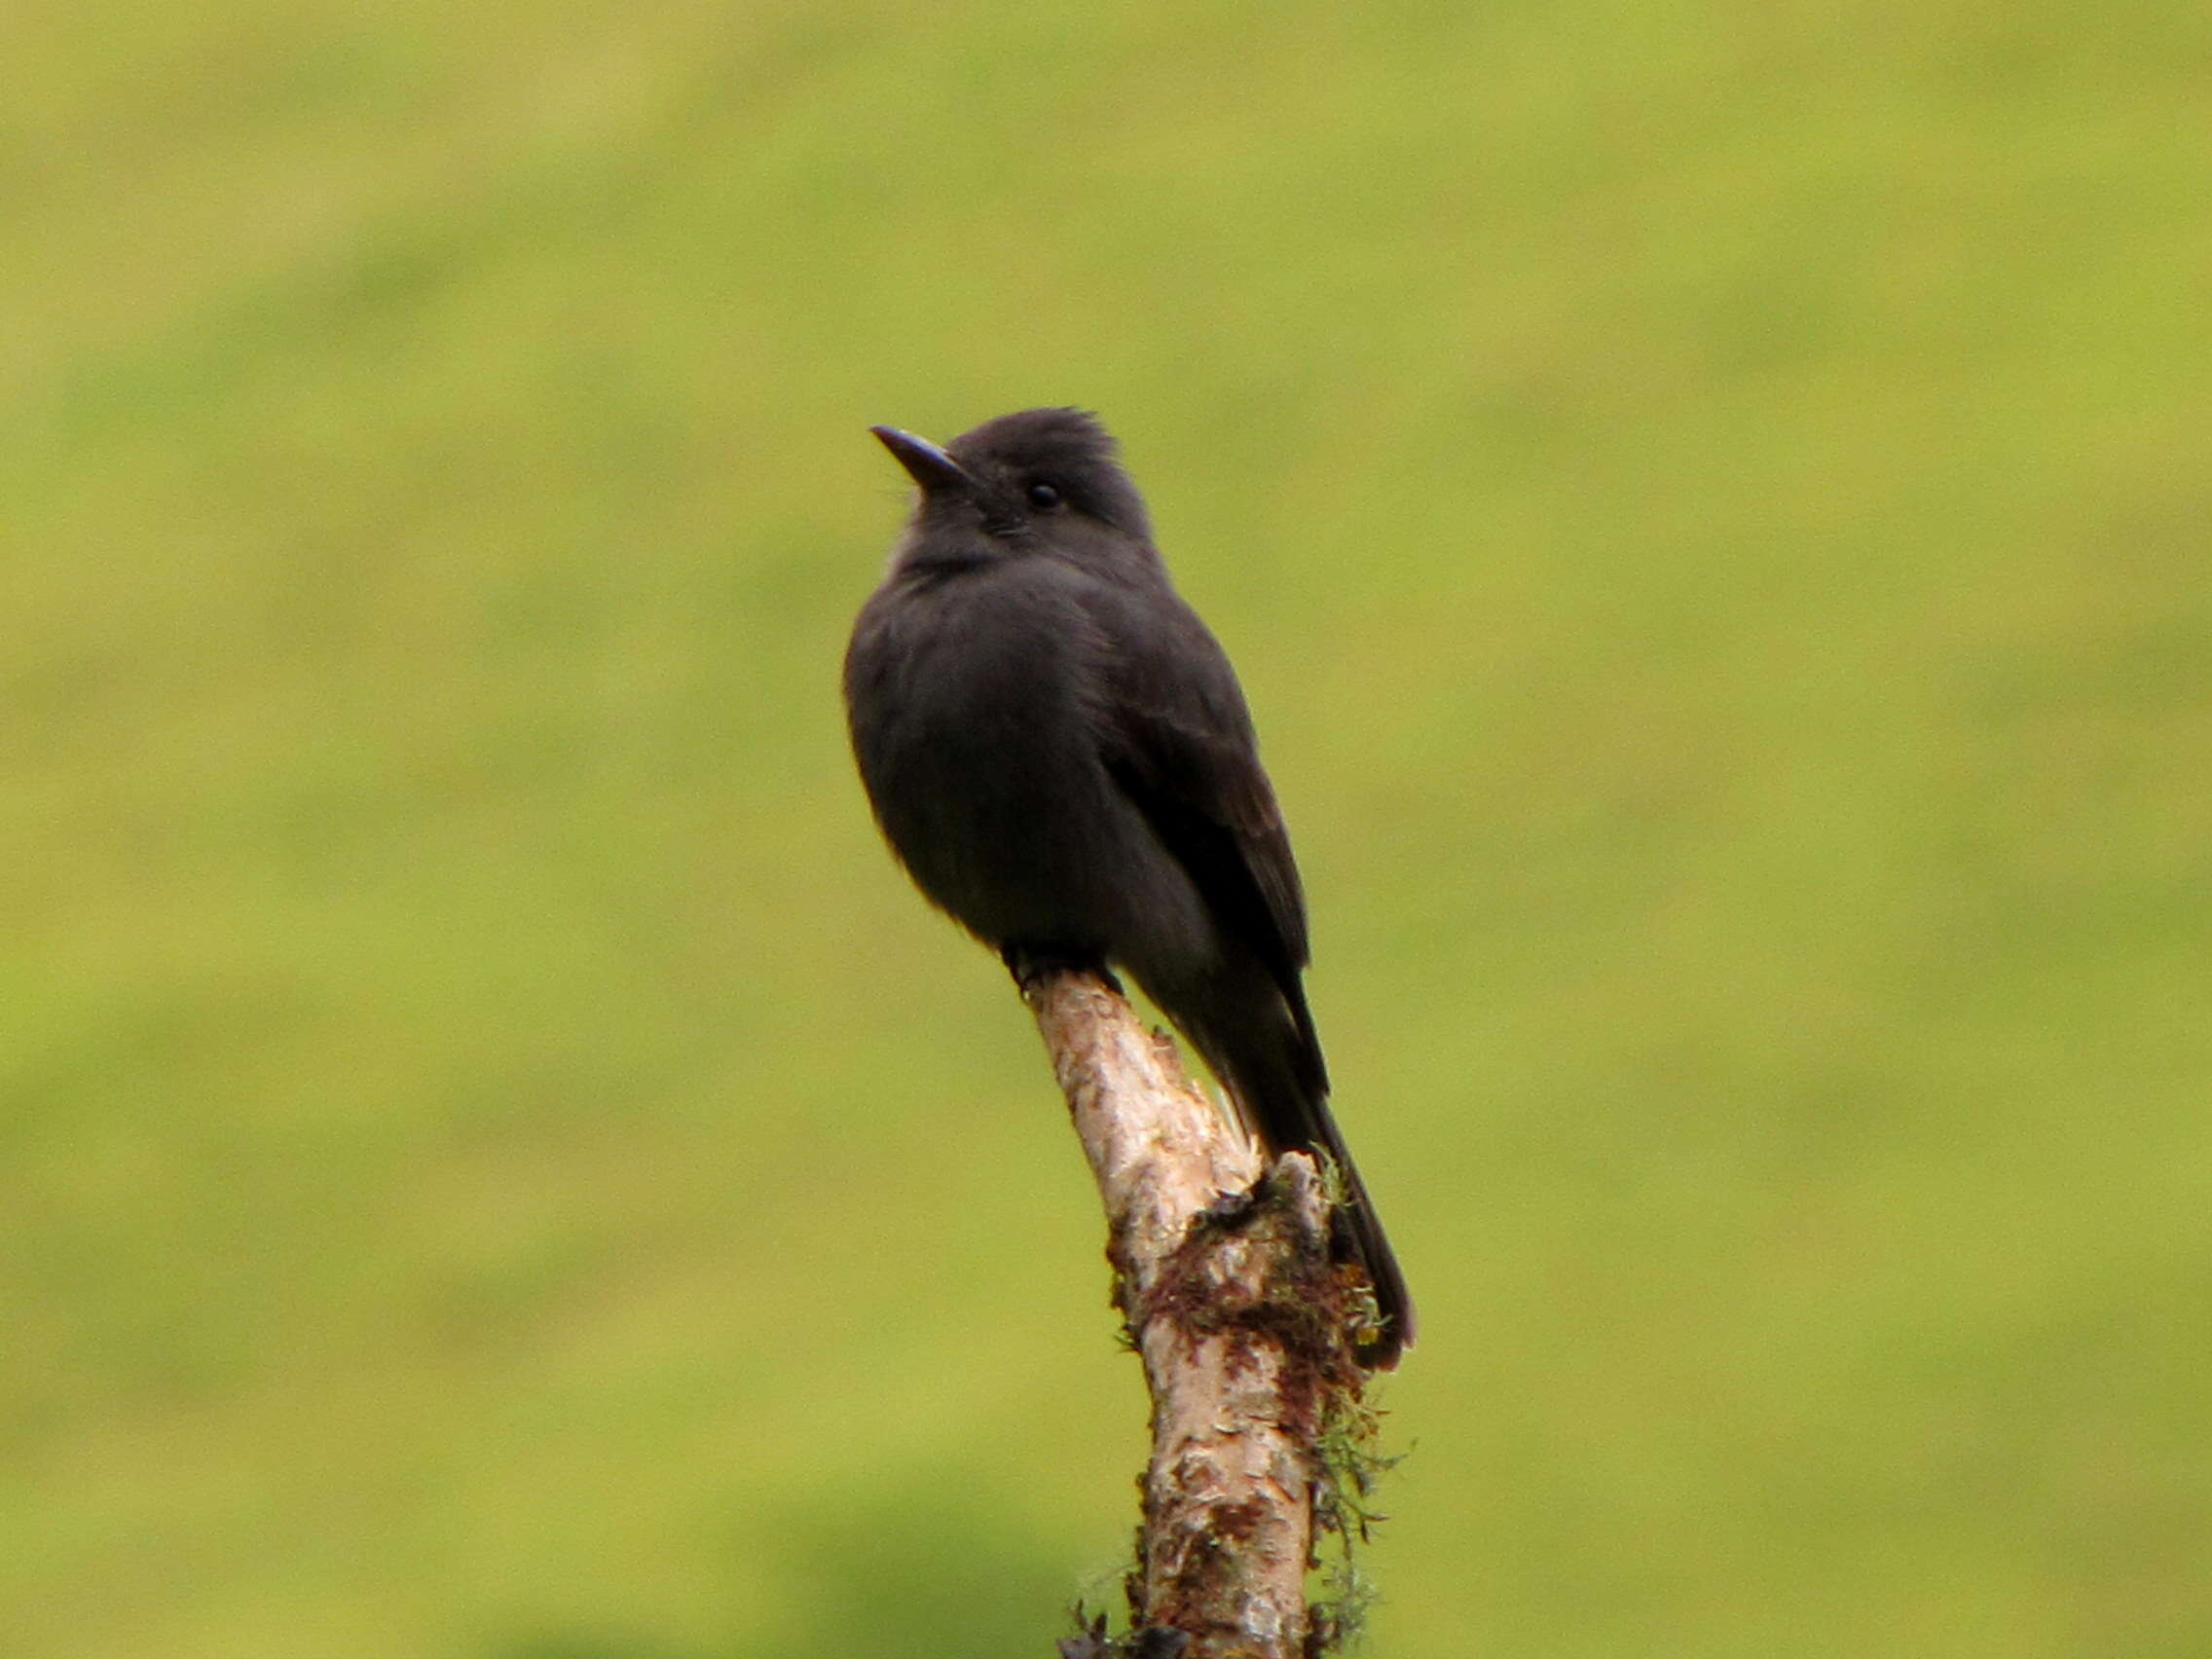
[{"x1": 1023, "y1": 969, "x2": 1369, "y2": 1659}]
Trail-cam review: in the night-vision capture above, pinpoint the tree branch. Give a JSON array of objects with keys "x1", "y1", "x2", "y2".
[{"x1": 1022, "y1": 968, "x2": 1371, "y2": 1659}]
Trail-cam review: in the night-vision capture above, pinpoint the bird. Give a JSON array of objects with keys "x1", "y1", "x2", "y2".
[{"x1": 843, "y1": 408, "x2": 1412, "y2": 1367}]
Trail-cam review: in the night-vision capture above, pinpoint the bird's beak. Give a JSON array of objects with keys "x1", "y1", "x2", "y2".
[{"x1": 870, "y1": 425, "x2": 974, "y2": 496}]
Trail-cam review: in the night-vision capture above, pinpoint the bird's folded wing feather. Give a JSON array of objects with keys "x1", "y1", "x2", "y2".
[{"x1": 1093, "y1": 607, "x2": 1311, "y2": 983}]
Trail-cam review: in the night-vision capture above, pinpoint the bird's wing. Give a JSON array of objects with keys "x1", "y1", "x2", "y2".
[{"x1": 1093, "y1": 596, "x2": 1311, "y2": 981}]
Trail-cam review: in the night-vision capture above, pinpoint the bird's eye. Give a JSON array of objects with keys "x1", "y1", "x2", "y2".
[{"x1": 1025, "y1": 482, "x2": 1062, "y2": 510}]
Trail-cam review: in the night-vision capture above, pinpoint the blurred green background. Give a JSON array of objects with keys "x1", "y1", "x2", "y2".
[{"x1": 6, "y1": 2, "x2": 2209, "y2": 1654}]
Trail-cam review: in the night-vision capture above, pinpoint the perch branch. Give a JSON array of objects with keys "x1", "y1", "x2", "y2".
[{"x1": 1023, "y1": 968, "x2": 1369, "y2": 1659}]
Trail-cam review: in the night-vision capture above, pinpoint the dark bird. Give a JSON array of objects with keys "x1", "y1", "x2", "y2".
[{"x1": 843, "y1": 408, "x2": 1412, "y2": 1367}]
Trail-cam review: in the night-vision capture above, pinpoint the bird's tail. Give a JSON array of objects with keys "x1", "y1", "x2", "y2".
[
  {"x1": 1303, "y1": 1097, "x2": 1417, "y2": 1371},
  {"x1": 1268, "y1": 1068, "x2": 1417, "y2": 1371},
  {"x1": 1189, "y1": 985, "x2": 1416, "y2": 1369}
]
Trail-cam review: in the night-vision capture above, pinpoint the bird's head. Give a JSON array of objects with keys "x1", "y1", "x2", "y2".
[{"x1": 871, "y1": 408, "x2": 1157, "y2": 571}]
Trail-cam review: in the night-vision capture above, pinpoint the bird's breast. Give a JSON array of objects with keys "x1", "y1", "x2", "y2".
[{"x1": 847, "y1": 563, "x2": 1136, "y2": 946}]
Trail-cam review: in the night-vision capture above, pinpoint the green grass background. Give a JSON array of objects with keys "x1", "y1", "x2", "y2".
[{"x1": 6, "y1": 2, "x2": 2209, "y2": 1654}]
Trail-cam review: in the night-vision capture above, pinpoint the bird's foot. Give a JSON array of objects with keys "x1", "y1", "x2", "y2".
[
  {"x1": 1198, "y1": 1181, "x2": 1265, "y2": 1231},
  {"x1": 1000, "y1": 943, "x2": 1122, "y2": 998}
]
